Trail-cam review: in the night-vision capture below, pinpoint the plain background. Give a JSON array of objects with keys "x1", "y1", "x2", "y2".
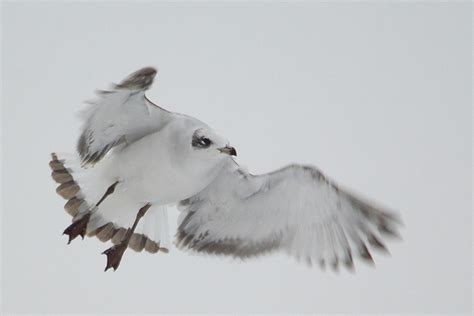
[{"x1": 1, "y1": 1, "x2": 472, "y2": 314}]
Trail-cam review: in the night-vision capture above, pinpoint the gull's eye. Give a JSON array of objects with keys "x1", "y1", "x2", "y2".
[
  {"x1": 199, "y1": 137, "x2": 212, "y2": 147},
  {"x1": 192, "y1": 133, "x2": 213, "y2": 149}
]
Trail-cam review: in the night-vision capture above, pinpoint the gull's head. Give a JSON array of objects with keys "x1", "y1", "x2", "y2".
[
  {"x1": 170, "y1": 120, "x2": 236, "y2": 178},
  {"x1": 190, "y1": 127, "x2": 236, "y2": 160}
]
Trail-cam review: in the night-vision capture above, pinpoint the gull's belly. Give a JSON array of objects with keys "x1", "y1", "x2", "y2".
[{"x1": 124, "y1": 162, "x2": 201, "y2": 205}]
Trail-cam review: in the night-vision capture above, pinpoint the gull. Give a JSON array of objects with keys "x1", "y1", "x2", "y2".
[{"x1": 50, "y1": 67, "x2": 402, "y2": 272}]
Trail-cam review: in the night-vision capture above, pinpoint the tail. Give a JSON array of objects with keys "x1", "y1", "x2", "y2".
[{"x1": 50, "y1": 153, "x2": 169, "y2": 253}]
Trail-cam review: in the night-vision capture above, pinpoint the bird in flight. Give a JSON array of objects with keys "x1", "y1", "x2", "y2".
[{"x1": 50, "y1": 67, "x2": 402, "y2": 272}]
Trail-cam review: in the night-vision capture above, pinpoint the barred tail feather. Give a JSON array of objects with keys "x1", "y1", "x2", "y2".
[{"x1": 50, "y1": 153, "x2": 169, "y2": 253}]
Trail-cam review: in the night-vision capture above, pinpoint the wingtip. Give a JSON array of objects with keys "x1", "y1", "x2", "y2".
[{"x1": 115, "y1": 66, "x2": 158, "y2": 91}]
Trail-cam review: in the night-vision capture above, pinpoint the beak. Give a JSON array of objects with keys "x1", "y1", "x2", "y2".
[{"x1": 218, "y1": 146, "x2": 237, "y2": 156}]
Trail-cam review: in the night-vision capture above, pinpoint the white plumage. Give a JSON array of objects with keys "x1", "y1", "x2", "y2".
[{"x1": 50, "y1": 66, "x2": 402, "y2": 271}]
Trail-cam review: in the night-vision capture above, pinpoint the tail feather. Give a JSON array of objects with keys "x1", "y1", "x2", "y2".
[
  {"x1": 64, "y1": 197, "x2": 87, "y2": 217},
  {"x1": 50, "y1": 152, "x2": 169, "y2": 253},
  {"x1": 56, "y1": 181, "x2": 80, "y2": 199},
  {"x1": 51, "y1": 169, "x2": 73, "y2": 183}
]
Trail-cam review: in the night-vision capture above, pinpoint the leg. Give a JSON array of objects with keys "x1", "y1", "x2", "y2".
[
  {"x1": 96, "y1": 181, "x2": 119, "y2": 206},
  {"x1": 102, "y1": 203, "x2": 151, "y2": 271},
  {"x1": 63, "y1": 181, "x2": 119, "y2": 243}
]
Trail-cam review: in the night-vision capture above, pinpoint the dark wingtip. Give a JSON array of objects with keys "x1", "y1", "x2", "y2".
[
  {"x1": 359, "y1": 244, "x2": 375, "y2": 265},
  {"x1": 343, "y1": 250, "x2": 355, "y2": 272},
  {"x1": 378, "y1": 223, "x2": 402, "y2": 240},
  {"x1": 367, "y1": 234, "x2": 390, "y2": 254},
  {"x1": 115, "y1": 66, "x2": 157, "y2": 90}
]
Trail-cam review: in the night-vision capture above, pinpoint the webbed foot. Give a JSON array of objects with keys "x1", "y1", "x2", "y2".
[
  {"x1": 102, "y1": 235, "x2": 129, "y2": 271},
  {"x1": 63, "y1": 213, "x2": 91, "y2": 244}
]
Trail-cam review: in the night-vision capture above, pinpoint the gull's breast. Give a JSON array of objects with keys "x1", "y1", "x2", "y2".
[{"x1": 103, "y1": 130, "x2": 207, "y2": 205}]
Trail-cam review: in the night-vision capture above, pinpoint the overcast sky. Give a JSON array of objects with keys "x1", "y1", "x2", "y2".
[{"x1": 2, "y1": 1, "x2": 472, "y2": 314}]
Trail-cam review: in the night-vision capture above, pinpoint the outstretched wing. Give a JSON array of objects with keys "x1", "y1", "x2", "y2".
[
  {"x1": 78, "y1": 67, "x2": 173, "y2": 166},
  {"x1": 176, "y1": 161, "x2": 402, "y2": 271}
]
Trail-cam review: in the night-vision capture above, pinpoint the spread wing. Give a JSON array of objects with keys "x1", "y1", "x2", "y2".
[
  {"x1": 177, "y1": 161, "x2": 402, "y2": 271},
  {"x1": 77, "y1": 67, "x2": 173, "y2": 166}
]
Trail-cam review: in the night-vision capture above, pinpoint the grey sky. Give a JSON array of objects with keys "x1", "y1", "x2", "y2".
[{"x1": 1, "y1": 1, "x2": 472, "y2": 314}]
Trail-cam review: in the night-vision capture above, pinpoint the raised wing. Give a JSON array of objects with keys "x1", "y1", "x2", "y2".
[
  {"x1": 77, "y1": 67, "x2": 173, "y2": 166},
  {"x1": 177, "y1": 161, "x2": 402, "y2": 271}
]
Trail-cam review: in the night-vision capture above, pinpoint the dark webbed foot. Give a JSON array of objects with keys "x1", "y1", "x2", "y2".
[
  {"x1": 102, "y1": 237, "x2": 129, "y2": 271},
  {"x1": 63, "y1": 213, "x2": 91, "y2": 244},
  {"x1": 101, "y1": 204, "x2": 151, "y2": 271}
]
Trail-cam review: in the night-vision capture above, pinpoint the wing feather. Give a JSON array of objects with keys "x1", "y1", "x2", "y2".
[
  {"x1": 77, "y1": 67, "x2": 173, "y2": 166},
  {"x1": 177, "y1": 161, "x2": 402, "y2": 270}
]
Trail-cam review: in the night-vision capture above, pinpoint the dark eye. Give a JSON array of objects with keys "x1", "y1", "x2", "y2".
[
  {"x1": 192, "y1": 133, "x2": 213, "y2": 148},
  {"x1": 199, "y1": 137, "x2": 212, "y2": 147}
]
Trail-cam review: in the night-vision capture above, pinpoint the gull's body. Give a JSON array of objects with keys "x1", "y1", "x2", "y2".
[
  {"x1": 50, "y1": 67, "x2": 402, "y2": 271},
  {"x1": 101, "y1": 115, "x2": 227, "y2": 205}
]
